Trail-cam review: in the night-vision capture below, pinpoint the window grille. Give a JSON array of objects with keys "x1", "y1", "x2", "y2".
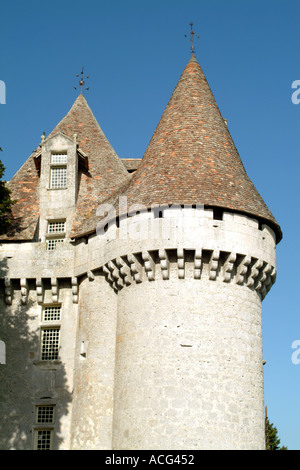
[
  {"x1": 35, "y1": 429, "x2": 53, "y2": 450},
  {"x1": 50, "y1": 167, "x2": 67, "y2": 189},
  {"x1": 46, "y1": 238, "x2": 64, "y2": 251},
  {"x1": 41, "y1": 328, "x2": 60, "y2": 361},
  {"x1": 36, "y1": 406, "x2": 55, "y2": 424},
  {"x1": 48, "y1": 221, "x2": 66, "y2": 233},
  {"x1": 51, "y1": 153, "x2": 67, "y2": 164},
  {"x1": 43, "y1": 306, "x2": 61, "y2": 322}
]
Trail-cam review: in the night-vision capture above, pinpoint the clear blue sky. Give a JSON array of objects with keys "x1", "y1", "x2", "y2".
[{"x1": 1, "y1": 0, "x2": 299, "y2": 450}]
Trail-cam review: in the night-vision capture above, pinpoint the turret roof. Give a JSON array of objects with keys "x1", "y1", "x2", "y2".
[
  {"x1": 48, "y1": 94, "x2": 129, "y2": 237},
  {"x1": 1, "y1": 94, "x2": 129, "y2": 240},
  {"x1": 100, "y1": 54, "x2": 281, "y2": 242},
  {"x1": 1, "y1": 56, "x2": 282, "y2": 243}
]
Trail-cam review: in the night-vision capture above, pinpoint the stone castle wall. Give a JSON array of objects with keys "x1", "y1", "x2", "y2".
[{"x1": 0, "y1": 208, "x2": 277, "y2": 449}]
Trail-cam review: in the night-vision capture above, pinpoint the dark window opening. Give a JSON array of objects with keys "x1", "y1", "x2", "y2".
[{"x1": 213, "y1": 208, "x2": 223, "y2": 221}]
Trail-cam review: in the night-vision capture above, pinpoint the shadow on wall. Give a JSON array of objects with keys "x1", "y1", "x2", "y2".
[{"x1": 0, "y1": 257, "x2": 72, "y2": 450}]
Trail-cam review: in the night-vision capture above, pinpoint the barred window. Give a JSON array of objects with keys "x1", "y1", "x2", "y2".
[
  {"x1": 51, "y1": 153, "x2": 67, "y2": 164},
  {"x1": 46, "y1": 238, "x2": 64, "y2": 251},
  {"x1": 34, "y1": 429, "x2": 53, "y2": 450},
  {"x1": 41, "y1": 328, "x2": 60, "y2": 361},
  {"x1": 36, "y1": 405, "x2": 55, "y2": 424},
  {"x1": 50, "y1": 167, "x2": 67, "y2": 189},
  {"x1": 43, "y1": 306, "x2": 61, "y2": 322},
  {"x1": 48, "y1": 221, "x2": 66, "y2": 233}
]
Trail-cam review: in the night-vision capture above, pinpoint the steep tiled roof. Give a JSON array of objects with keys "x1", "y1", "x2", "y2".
[
  {"x1": 121, "y1": 158, "x2": 141, "y2": 173},
  {"x1": 102, "y1": 54, "x2": 282, "y2": 242},
  {"x1": 1, "y1": 94, "x2": 129, "y2": 240},
  {"x1": 1, "y1": 56, "x2": 282, "y2": 243},
  {"x1": 0, "y1": 154, "x2": 40, "y2": 240},
  {"x1": 48, "y1": 94, "x2": 129, "y2": 237}
]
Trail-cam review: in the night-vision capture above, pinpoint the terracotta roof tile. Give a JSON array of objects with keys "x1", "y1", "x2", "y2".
[
  {"x1": 1, "y1": 56, "x2": 282, "y2": 243},
  {"x1": 0, "y1": 153, "x2": 40, "y2": 240},
  {"x1": 1, "y1": 94, "x2": 129, "y2": 240},
  {"x1": 102, "y1": 54, "x2": 282, "y2": 242},
  {"x1": 121, "y1": 158, "x2": 141, "y2": 172}
]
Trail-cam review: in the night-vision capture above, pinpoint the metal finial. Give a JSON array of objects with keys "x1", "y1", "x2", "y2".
[
  {"x1": 74, "y1": 67, "x2": 90, "y2": 94},
  {"x1": 185, "y1": 22, "x2": 199, "y2": 54}
]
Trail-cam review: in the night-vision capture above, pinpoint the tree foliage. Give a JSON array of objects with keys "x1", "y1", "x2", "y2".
[
  {"x1": 0, "y1": 148, "x2": 14, "y2": 235},
  {"x1": 266, "y1": 419, "x2": 288, "y2": 450}
]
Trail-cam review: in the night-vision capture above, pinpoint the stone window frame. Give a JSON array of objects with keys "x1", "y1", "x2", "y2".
[
  {"x1": 39, "y1": 303, "x2": 62, "y2": 362},
  {"x1": 33, "y1": 404, "x2": 56, "y2": 450},
  {"x1": 47, "y1": 220, "x2": 66, "y2": 234},
  {"x1": 35, "y1": 404, "x2": 55, "y2": 425},
  {"x1": 40, "y1": 327, "x2": 60, "y2": 361},
  {"x1": 46, "y1": 238, "x2": 65, "y2": 251},
  {"x1": 33, "y1": 428, "x2": 54, "y2": 450},
  {"x1": 46, "y1": 219, "x2": 66, "y2": 251},
  {"x1": 43, "y1": 305, "x2": 61, "y2": 322},
  {"x1": 49, "y1": 152, "x2": 68, "y2": 189}
]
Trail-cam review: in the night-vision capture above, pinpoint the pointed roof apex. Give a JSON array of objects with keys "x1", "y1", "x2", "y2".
[
  {"x1": 109, "y1": 54, "x2": 282, "y2": 242},
  {"x1": 3, "y1": 92, "x2": 129, "y2": 240},
  {"x1": 189, "y1": 52, "x2": 198, "y2": 61},
  {"x1": 48, "y1": 93, "x2": 129, "y2": 237}
]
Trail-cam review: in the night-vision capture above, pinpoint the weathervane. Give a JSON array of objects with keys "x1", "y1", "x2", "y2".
[
  {"x1": 74, "y1": 67, "x2": 90, "y2": 94},
  {"x1": 185, "y1": 22, "x2": 199, "y2": 54}
]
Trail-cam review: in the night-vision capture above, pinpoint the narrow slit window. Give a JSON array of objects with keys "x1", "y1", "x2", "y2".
[{"x1": 213, "y1": 207, "x2": 223, "y2": 221}]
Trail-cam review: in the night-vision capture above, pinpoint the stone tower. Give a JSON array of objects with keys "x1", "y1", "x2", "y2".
[{"x1": 0, "y1": 54, "x2": 281, "y2": 450}]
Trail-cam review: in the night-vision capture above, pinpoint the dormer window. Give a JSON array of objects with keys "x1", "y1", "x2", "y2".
[
  {"x1": 46, "y1": 219, "x2": 66, "y2": 251},
  {"x1": 51, "y1": 153, "x2": 67, "y2": 164},
  {"x1": 50, "y1": 153, "x2": 67, "y2": 189},
  {"x1": 48, "y1": 221, "x2": 66, "y2": 234}
]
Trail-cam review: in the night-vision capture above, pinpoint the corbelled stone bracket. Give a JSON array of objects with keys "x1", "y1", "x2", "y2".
[
  {"x1": 142, "y1": 251, "x2": 155, "y2": 281},
  {"x1": 4, "y1": 277, "x2": 12, "y2": 305},
  {"x1": 194, "y1": 249, "x2": 202, "y2": 279},
  {"x1": 159, "y1": 249, "x2": 170, "y2": 280},
  {"x1": 36, "y1": 278, "x2": 44, "y2": 304},
  {"x1": 72, "y1": 277, "x2": 79, "y2": 304},
  {"x1": 1, "y1": 276, "x2": 82, "y2": 305},
  {"x1": 101, "y1": 248, "x2": 276, "y2": 300},
  {"x1": 21, "y1": 278, "x2": 29, "y2": 305},
  {"x1": 51, "y1": 278, "x2": 59, "y2": 303}
]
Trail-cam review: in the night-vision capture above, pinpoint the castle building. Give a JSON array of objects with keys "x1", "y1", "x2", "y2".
[{"x1": 0, "y1": 53, "x2": 282, "y2": 450}]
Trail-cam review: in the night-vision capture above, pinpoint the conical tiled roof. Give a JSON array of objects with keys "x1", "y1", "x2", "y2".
[
  {"x1": 105, "y1": 54, "x2": 281, "y2": 242},
  {"x1": 1, "y1": 94, "x2": 129, "y2": 240}
]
